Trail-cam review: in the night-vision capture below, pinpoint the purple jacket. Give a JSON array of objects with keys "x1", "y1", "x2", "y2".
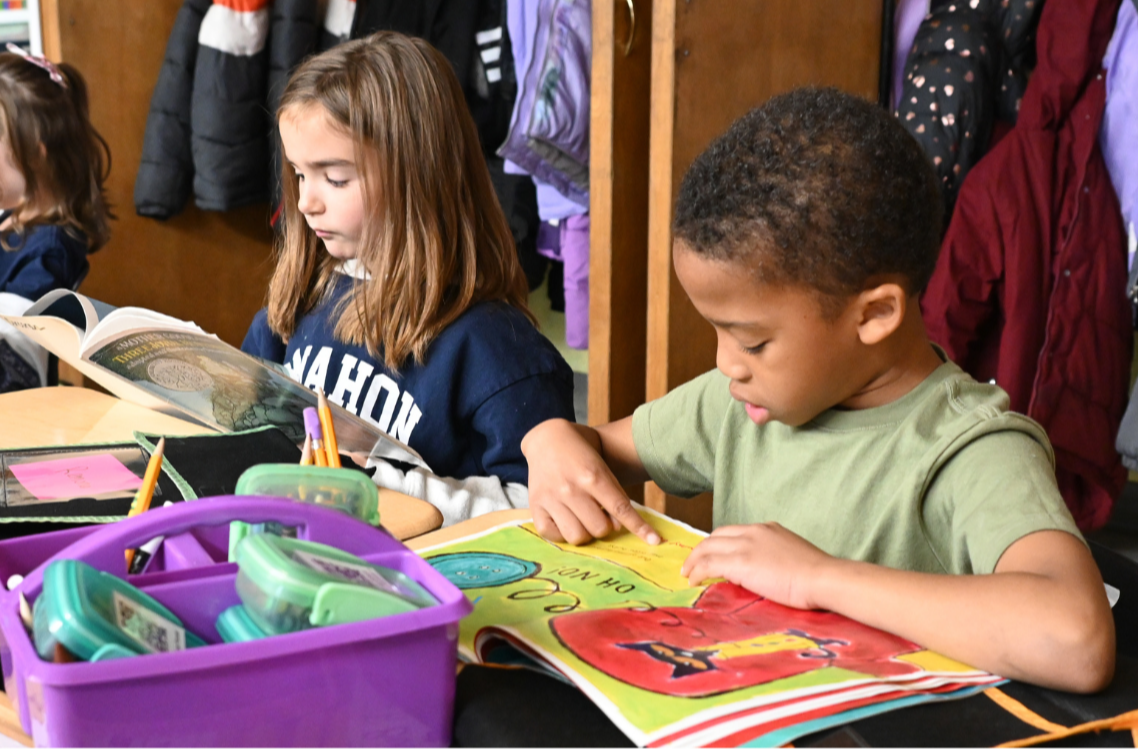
[
  {"x1": 891, "y1": 0, "x2": 928, "y2": 111},
  {"x1": 498, "y1": 0, "x2": 590, "y2": 208},
  {"x1": 1101, "y1": 0, "x2": 1138, "y2": 267},
  {"x1": 504, "y1": 0, "x2": 583, "y2": 220}
]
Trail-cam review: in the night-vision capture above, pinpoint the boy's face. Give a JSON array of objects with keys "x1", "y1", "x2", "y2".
[
  {"x1": 673, "y1": 244, "x2": 865, "y2": 428},
  {"x1": 279, "y1": 104, "x2": 365, "y2": 261}
]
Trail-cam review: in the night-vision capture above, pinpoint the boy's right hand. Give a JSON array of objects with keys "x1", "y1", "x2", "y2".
[{"x1": 522, "y1": 418, "x2": 661, "y2": 546}]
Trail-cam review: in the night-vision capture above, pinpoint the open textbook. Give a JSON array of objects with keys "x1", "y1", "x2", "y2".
[
  {"x1": 0, "y1": 289, "x2": 421, "y2": 464},
  {"x1": 417, "y1": 508, "x2": 1004, "y2": 748}
]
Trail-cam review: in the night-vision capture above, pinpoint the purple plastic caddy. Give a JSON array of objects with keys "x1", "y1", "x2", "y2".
[{"x1": 0, "y1": 497, "x2": 471, "y2": 747}]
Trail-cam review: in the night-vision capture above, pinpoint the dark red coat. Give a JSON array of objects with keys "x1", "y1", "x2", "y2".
[{"x1": 921, "y1": 0, "x2": 1130, "y2": 531}]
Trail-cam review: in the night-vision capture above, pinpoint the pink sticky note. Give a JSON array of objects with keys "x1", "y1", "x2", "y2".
[{"x1": 10, "y1": 454, "x2": 143, "y2": 501}]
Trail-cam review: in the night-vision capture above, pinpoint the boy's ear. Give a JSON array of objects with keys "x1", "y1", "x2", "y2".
[{"x1": 853, "y1": 283, "x2": 907, "y2": 345}]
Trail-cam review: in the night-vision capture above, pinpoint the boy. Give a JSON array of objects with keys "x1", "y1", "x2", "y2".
[{"x1": 521, "y1": 87, "x2": 1115, "y2": 692}]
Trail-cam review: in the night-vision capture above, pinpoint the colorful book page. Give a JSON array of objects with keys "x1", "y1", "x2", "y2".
[
  {"x1": 418, "y1": 509, "x2": 1001, "y2": 747},
  {"x1": 9, "y1": 454, "x2": 142, "y2": 500}
]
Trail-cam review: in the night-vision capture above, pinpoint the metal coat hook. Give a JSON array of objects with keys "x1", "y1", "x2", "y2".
[{"x1": 622, "y1": 0, "x2": 636, "y2": 56}]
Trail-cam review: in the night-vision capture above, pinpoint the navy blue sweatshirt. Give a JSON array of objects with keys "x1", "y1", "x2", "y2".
[
  {"x1": 0, "y1": 224, "x2": 89, "y2": 300},
  {"x1": 0, "y1": 224, "x2": 90, "y2": 392},
  {"x1": 242, "y1": 274, "x2": 575, "y2": 485}
]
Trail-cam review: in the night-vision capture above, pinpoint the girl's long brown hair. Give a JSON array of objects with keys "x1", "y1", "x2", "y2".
[
  {"x1": 0, "y1": 51, "x2": 112, "y2": 251},
  {"x1": 267, "y1": 32, "x2": 532, "y2": 370}
]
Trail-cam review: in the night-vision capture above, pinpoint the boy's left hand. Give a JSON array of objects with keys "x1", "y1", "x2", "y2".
[{"x1": 681, "y1": 523, "x2": 834, "y2": 610}]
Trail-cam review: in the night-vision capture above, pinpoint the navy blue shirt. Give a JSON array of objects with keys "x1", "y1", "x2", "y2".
[
  {"x1": 0, "y1": 224, "x2": 89, "y2": 299},
  {"x1": 242, "y1": 274, "x2": 576, "y2": 485}
]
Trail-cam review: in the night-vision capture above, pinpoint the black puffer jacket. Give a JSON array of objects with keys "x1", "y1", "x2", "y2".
[{"x1": 134, "y1": 0, "x2": 318, "y2": 219}]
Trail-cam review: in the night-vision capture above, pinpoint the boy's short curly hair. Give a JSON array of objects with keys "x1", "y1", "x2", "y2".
[{"x1": 674, "y1": 87, "x2": 943, "y2": 307}]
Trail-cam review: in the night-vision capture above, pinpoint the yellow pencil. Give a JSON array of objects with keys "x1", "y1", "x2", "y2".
[
  {"x1": 125, "y1": 437, "x2": 165, "y2": 568},
  {"x1": 316, "y1": 388, "x2": 341, "y2": 468},
  {"x1": 305, "y1": 407, "x2": 328, "y2": 467},
  {"x1": 300, "y1": 433, "x2": 314, "y2": 466}
]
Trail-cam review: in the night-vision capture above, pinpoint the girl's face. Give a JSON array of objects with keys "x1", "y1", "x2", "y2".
[
  {"x1": 280, "y1": 104, "x2": 365, "y2": 261},
  {"x1": 0, "y1": 132, "x2": 27, "y2": 213}
]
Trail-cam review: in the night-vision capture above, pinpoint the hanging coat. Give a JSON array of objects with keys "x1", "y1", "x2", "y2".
[
  {"x1": 895, "y1": 0, "x2": 1043, "y2": 216},
  {"x1": 497, "y1": 0, "x2": 590, "y2": 208},
  {"x1": 921, "y1": 0, "x2": 1130, "y2": 531},
  {"x1": 134, "y1": 0, "x2": 318, "y2": 219}
]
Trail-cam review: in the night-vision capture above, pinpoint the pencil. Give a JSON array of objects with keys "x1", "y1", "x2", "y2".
[
  {"x1": 316, "y1": 388, "x2": 341, "y2": 468},
  {"x1": 300, "y1": 433, "x2": 314, "y2": 466},
  {"x1": 53, "y1": 643, "x2": 78, "y2": 663},
  {"x1": 124, "y1": 437, "x2": 165, "y2": 568},
  {"x1": 304, "y1": 408, "x2": 328, "y2": 467},
  {"x1": 127, "y1": 534, "x2": 165, "y2": 575},
  {"x1": 127, "y1": 501, "x2": 175, "y2": 575}
]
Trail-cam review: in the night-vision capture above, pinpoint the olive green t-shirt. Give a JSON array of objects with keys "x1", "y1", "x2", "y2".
[{"x1": 631, "y1": 357, "x2": 1081, "y2": 575}]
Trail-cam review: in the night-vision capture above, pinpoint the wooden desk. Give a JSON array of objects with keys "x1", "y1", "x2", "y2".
[
  {"x1": 405, "y1": 508, "x2": 531, "y2": 551},
  {"x1": 0, "y1": 386, "x2": 214, "y2": 448},
  {"x1": 0, "y1": 387, "x2": 443, "y2": 541},
  {"x1": 0, "y1": 696, "x2": 28, "y2": 747}
]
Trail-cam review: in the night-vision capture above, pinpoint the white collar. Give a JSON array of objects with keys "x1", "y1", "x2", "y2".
[{"x1": 336, "y1": 258, "x2": 372, "y2": 280}]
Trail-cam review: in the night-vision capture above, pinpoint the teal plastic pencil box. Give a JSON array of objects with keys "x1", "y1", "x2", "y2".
[
  {"x1": 214, "y1": 604, "x2": 269, "y2": 643},
  {"x1": 233, "y1": 533, "x2": 437, "y2": 635},
  {"x1": 229, "y1": 464, "x2": 382, "y2": 559},
  {"x1": 234, "y1": 464, "x2": 381, "y2": 524},
  {"x1": 32, "y1": 559, "x2": 206, "y2": 662}
]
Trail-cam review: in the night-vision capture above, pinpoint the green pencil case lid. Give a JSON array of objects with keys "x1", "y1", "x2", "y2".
[
  {"x1": 229, "y1": 464, "x2": 383, "y2": 561},
  {"x1": 32, "y1": 559, "x2": 206, "y2": 662},
  {"x1": 215, "y1": 605, "x2": 270, "y2": 643},
  {"x1": 233, "y1": 534, "x2": 436, "y2": 635},
  {"x1": 234, "y1": 464, "x2": 381, "y2": 526}
]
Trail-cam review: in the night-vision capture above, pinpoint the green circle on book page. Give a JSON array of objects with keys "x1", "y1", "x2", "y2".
[{"x1": 429, "y1": 552, "x2": 537, "y2": 589}]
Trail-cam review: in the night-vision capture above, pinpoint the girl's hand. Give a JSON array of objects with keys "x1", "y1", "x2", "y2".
[
  {"x1": 522, "y1": 419, "x2": 660, "y2": 546},
  {"x1": 681, "y1": 523, "x2": 835, "y2": 610}
]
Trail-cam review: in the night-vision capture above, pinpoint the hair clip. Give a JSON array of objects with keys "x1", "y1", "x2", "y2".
[{"x1": 5, "y1": 43, "x2": 67, "y2": 88}]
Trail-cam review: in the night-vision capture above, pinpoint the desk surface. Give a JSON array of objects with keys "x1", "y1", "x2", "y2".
[
  {"x1": 0, "y1": 386, "x2": 215, "y2": 448},
  {"x1": 405, "y1": 508, "x2": 531, "y2": 550},
  {"x1": 0, "y1": 387, "x2": 443, "y2": 541}
]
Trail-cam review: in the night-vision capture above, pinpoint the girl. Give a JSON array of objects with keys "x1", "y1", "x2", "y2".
[
  {"x1": 242, "y1": 32, "x2": 576, "y2": 522},
  {"x1": 0, "y1": 45, "x2": 112, "y2": 391}
]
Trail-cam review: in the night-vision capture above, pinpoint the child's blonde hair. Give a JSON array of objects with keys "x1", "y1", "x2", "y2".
[
  {"x1": 267, "y1": 32, "x2": 533, "y2": 370},
  {"x1": 0, "y1": 51, "x2": 112, "y2": 251}
]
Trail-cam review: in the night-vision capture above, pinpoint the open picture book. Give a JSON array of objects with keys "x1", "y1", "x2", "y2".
[
  {"x1": 416, "y1": 508, "x2": 1004, "y2": 748},
  {"x1": 0, "y1": 289, "x2": 421, "y2": 465}
]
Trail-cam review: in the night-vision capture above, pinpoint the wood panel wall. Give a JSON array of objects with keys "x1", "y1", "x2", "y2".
[
  {"x1": 644, "y1": 0, "x2": 884, "y2": 528},
  {"x1": 42, "y1": 0, "x2": 276, "y2": 348},
  {"x1": 589, "y1": 0, "x2": 653, "y2": 432}
]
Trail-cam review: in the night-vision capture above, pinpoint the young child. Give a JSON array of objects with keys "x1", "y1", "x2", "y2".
[
  {"x1": 522, "y1": 88, "x2": 1115, "y2": 693},
  {"x1": 0, "y1": 45, "x2": 111, "y2": 390},
  {"x1": 242, "y1": 33, "x2": 575, "y2": 520}
]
